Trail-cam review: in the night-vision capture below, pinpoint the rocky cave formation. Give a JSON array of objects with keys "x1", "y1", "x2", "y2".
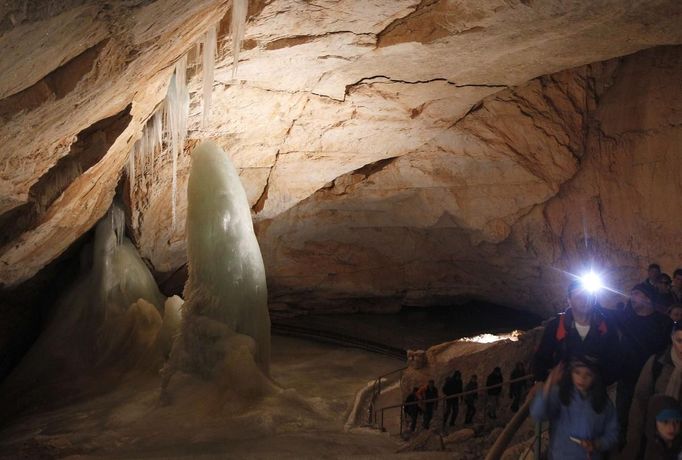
[{"x1": 1, "y1": 1, "x2": 682, "y2": 377}]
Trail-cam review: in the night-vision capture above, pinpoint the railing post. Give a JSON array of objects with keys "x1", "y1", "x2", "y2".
[
  {"x1": 483, "y1": 377, "x2": 534, "y2": 460},
  {"x1": 400, "y1": 404, "x2": 404, "y2": 437},
  {"x1": 534, "y1": 421, "x2": 542, "y2": 460}
]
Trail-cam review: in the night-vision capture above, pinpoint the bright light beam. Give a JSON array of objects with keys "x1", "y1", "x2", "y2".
[
  {"x1": 580, "y1": 271, "x2": 603, "y2": 294},
  {"x1": 549, "y1": 266, "x2": 628, "y2": 298}
]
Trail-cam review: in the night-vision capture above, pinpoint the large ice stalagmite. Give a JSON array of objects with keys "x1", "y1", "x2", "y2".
[
  {"x1": 93, "y1": 204, "x2": 166, "y2": 318},
  {"x1": 0, "y1": 202, "x2": 175, "y2": 415},
  {"x1": 183, "y1": 141, "x2": 271, "y2": 374}
]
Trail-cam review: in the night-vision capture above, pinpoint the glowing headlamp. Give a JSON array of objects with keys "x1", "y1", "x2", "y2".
[{"x1": 579, "y1": 271, "x2": 603, "y2": 294}]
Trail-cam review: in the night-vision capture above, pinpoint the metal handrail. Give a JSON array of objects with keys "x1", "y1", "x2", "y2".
[
  {"x1": 378, "y1": 373, "x2": 534, "y2": 434},
  {"x1": 483, "y1": 395, "x2": 534, "y2": 460},
  {"x1": 271, "y1": 323, "x2": 406, "y2": 360},
  {"x1": 368, "y1": 366, "x2": 407, "y2": 424},
  {"x1": 516, "y1": 422, "x2": 549, "y2": 460}
]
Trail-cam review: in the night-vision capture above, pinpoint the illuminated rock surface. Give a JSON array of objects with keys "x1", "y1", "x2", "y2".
[
  {"x1": 3, "y1": 2, "x2": 680, "y2": 457},
  {"x1": 1, "y1": 1, "x2": 681, "y2": 314}
]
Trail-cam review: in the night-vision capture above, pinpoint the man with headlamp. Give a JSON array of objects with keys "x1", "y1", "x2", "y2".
[{"x1": 532, "y1": 276, "x2": 621, "y2": 387}]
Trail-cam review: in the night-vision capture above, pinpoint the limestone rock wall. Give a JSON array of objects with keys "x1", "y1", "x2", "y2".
[
  {"x1": 1, "y1": 0, "x2": 682, "y2": 318},
  {"x1": 258, "y1": 47, "x2": 682, "y2": 315},
  {"x1": 0, "y1": 0, "x2": 231, "y2": 286}
]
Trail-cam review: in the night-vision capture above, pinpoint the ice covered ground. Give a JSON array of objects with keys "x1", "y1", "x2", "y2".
[{"x1": 0, "y1": 336, "x2": 453, "y2": 459}]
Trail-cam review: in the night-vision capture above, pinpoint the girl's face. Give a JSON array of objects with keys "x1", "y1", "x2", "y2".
[
  {"x1": 656, "y1": 419, "x2": 681, "y2": 442},
  {"x1": 571, "y1": 366, "x2": 594, "y2": 393},
  {"x1": 672, "y1": 331, "x2": 682, "y2": 358}
]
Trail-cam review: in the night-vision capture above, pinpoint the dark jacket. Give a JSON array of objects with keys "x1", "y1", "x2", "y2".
[
  {"x1": 624, "y1": 347, "x2": 682, "y2": 460},
  {"x1": 609, "y1": 305, "x2": 672, "y2": 385},
  {"x1": 643, "y1": 395, "x2": 682, "y2": 460},
  {"x1": 443, "y1": 376, "x2": 463, "y2": 399},
  {"x1": 486, "y1": 371, "x2": 503, "y2": 396},
  {"x1": 464, "y1": 380, "x2": 478, "y2": 404},
  {"x1": 657, "y1": 292, "x2": 675, "y2": 310},
  {"x1": 510, "y1": 367, "x2": 527, "y2": 396},
  {"x1": 532, "y1": 307, "x2": 620, "y2": 385},
  {"x1": 404, "y1": 392, "x2": 420, "y2": 416},
  {"x1": 424, "y1": 385, "x2": 438, "y2": 409}
]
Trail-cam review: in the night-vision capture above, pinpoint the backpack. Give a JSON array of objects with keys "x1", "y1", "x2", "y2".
[{"x1": 554, "y1": 311, "x2": 609, "y2": 341}]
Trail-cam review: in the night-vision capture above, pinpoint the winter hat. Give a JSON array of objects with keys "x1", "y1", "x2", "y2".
[
  {"x1": 632, "y1": 282, "x2": 657, "y2": 303},
  {"x1": 658, "y1": 273, "x2": 673, "y2": 284},
  {"x1": 567, "y1": 279, "x2": 583, "y2": 295},
  {"x1": 646, "y1": 395, "x2": 682, "y2": 441},
  {"x1": 656, "y1": 408, "x2": 682, "y2": 422},
  {"x1": 569, "y1": 354, "x2": 601, "y2": 373}
]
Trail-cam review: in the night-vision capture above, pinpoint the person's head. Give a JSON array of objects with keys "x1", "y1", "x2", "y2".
[
  {"x1": 657, "y1": 419, "x2": 681, "y2": 445},
  {"x1": 452, "y1": 370, "x2": 461, "y2": 379},
  {"x1": 668, "y1": 304, "x2": 682, "y2": 323},
  {"x1": 648, "y1": 263, "x2": 662, "y2": 283},
  {"x1": 567, "y1": 280, "x2": 594, "y2": 316},
  {"x1": 428, "y1": 379, "x2": 435, "y2": 388},
  {"x1": 570, "y1": 361, "x2": 595, "y2": 394},
  {"x1": 494, "y1": 367, "x2": 501, "y2": 375},
  {"x1": 657, "y1": 273, "x2": 673, "y2": 294},
  {"x1": 559, "y1": 355, "x2": 607, "y2": 412},
  {"x1": 630, "y1": 283, "x2": 656, "y2": 314},
  {"x1": 673, "y1": 269, "x2": 682, "y2": 289},
  {"x1": 412, "y1": 386, "x2": 419, "y2": 394},
  {"x1": 647, "y1": 395, "x2": 682, "y2": 446}
]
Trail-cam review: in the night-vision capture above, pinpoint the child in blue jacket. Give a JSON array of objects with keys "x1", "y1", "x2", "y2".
[{"x1": 530, "y1": 356, "x2": 618, "y2": 460}]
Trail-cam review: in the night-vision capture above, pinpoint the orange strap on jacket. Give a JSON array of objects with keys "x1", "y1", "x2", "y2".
[{"x1": 555, "y1": 313, "x2": 608, "y2": 341}]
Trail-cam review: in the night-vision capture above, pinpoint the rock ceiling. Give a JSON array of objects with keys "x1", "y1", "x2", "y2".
[{"x1": 1, "y1": 0, "x2": 681, "y2": 314}]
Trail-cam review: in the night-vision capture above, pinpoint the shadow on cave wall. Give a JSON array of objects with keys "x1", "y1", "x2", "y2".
[{"x1": 0, "y1": 230, "x2": 92, "y2": 385}]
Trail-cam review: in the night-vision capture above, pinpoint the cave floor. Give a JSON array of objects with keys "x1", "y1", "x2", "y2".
[{"x1": 0, "y1": 336, "x2": 452, "y2": 459}]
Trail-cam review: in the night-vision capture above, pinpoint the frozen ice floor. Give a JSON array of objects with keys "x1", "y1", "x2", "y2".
[{"x1": 0, "y1": 336, "x2": 451, "y2": 459}]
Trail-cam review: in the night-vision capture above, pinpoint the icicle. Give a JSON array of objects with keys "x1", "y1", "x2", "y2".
[
  {"x1": 145, "y1": 118, "x2": 156, "y2": 182},
  {"x1": 152, "y1": 111, "x2": 163, "y2": 183},
  {"x1": 195, "y1": 42, "x2": 201, "y2": 66},
  {"x1": 143, "y1": 119, "x2": 151, "y2": 185},
  {"x1": 231, "y1": 0, "x2": 248, "y2": 78},
  {"x1": 129, "y1": 148, "x2": 135, "y2": 189},
  {"x1": 171, "y1": 126, "x2": 178, "y2": 230},
  {"x1": 138, "y1": 131, "x2": 147, "y2": 177},
  {"x1": 164, "y1": 74, "x2": 178, "y2": 229},
  {"x1": 163, "y1": 56, "x2": 189, "y2": 229},
  {"x1": 142, "y1": 124, "x2": 151, "y2": 185},
  {"x1": 202, "y1": 24, "x2": 217, "y2": 128},
  {"x1": 110, "y1": 202, "x2": 126, "y2": 247},
  {"x1": 127, "y1": 141, "x2": 138, "y2": 192},
  {"x1": 176, "y1": 55, "x2": 189, "y2": 141}
]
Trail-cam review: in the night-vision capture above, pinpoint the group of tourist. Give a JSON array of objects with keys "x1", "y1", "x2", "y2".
[
  {"x1": 401, "y1": 263, "x2": 682, "y2": 459},
  {"x1": 531, "y1": 263, "x2": 682, "y2": 460},
  {"x1": 403, "y1": 363, "x2": 529, "y2": 433}
]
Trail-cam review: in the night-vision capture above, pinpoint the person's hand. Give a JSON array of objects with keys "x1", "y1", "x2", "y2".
[
  {"x1": 547, "y1": 363, "x2": 564, "y2": 387},
  {"x1": 543, "y1": 363, "x2": 564, "y2": 397},
  {"x1": 579, "y1": 439, "x2": 595, "y2": 453}
]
